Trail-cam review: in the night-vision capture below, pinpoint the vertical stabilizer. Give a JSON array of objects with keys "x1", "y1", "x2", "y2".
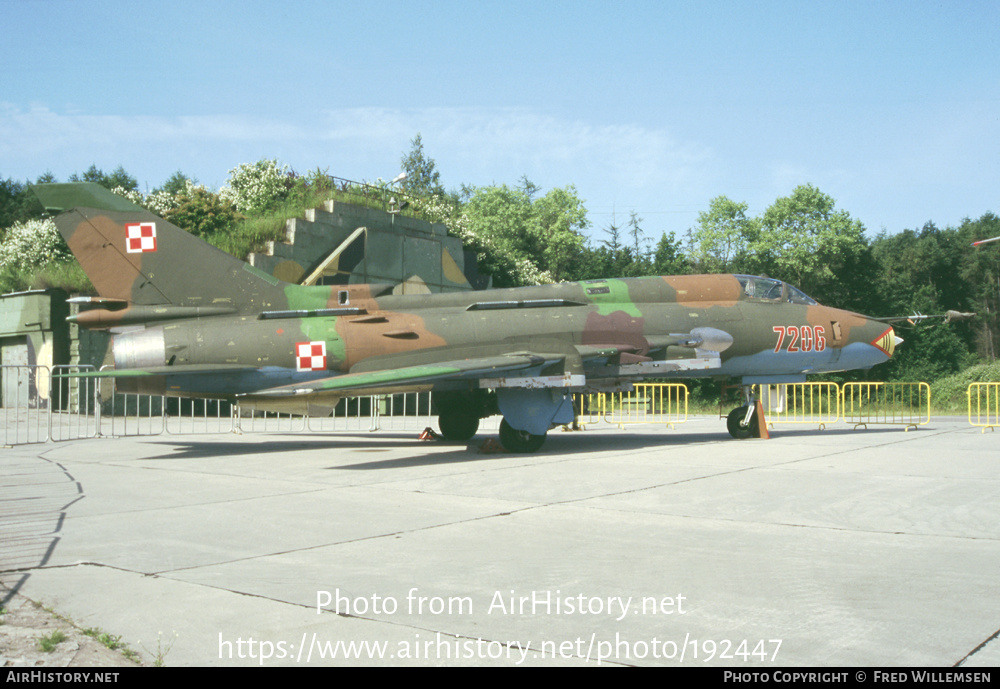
[{"x1": 33, "y1": 183, "x2": 288, "y2": 312}]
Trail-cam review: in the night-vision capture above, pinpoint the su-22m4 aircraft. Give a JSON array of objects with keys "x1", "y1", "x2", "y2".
[{"x1": 35, "y1": 183, "x2": 900, "y2": 452}]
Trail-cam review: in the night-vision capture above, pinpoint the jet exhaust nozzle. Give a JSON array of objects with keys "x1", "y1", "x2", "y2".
[{"x1": 113, "y1": 327, "x2": 167, "y2": 370}]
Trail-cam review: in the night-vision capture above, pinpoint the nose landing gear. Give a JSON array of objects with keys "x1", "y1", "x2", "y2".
[
  {"x1": 726, "y1": 386, "x2": 768, "y2": 440},
  {"x1": 726, "y1": 404, "x2": 759, "y2": 439}
]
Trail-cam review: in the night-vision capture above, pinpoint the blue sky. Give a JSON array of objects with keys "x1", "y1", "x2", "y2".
[{"x1": 2, "y1": 0, "x2": 997, "y2": 243}]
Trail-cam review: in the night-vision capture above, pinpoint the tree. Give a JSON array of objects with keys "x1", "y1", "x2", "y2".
[
  {"x1": 959, "y1": 213, "x2": 1000, "y2": 360},
  {"x1": 400, "y1": 133, "x2": 444, "y2": 198},
  {"x1": 686, "y1": 196, "x2": 758, "y2": 274},
  {"x1": 518, "y1": 175, "x2": 540, "y2": 200},
  {"x1": 530, "y1": 185, "x2": 588, "y2": 282},
  {"x1": 651, "y1": 231, "x2": 690, "y2": 275},
  {"x1": 459, "y1": 182, "x2": 589, "y2": 286},
  {"x1": 627, "y1": 210, "x2": 646, "y2": 257},
  {"x1": 600, "y1": 211, "x2": 624, "y2": 256},
  {"x1": 0, "y1": 176, "x2": 43, "y2": 230},
  {"x1": 755, "y1": 185, "x2": 869, "y2": 306},
  {"x1": 164, "y1": 185, "x2": 244, "y2": 239},
  {"x1": 158, "y1": 170, "x2": 193, "y2": 196},
  {"x1": 69, "y1": 164, "x2": 138, "y2": 192}
]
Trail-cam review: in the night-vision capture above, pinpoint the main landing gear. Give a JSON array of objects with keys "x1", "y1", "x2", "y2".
[
  {"x1": 437, "y1": 412, "x2": 546, "y2": 451},
  {"x1": 434, "y1": 388, "x2": 569, "y2": 453},
  {"x1": 435, "y1": 390, "x2": 494, "y2": 441},
  {"x1": 498, "y1": 418, "x2": 546, "y2": 453},
  {"x1": 437, "y1": 412, "x2": 480, "y2": 441}
]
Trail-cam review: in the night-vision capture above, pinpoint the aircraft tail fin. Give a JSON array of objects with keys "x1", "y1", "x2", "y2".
[{"x1": 33, "y1": 183, "x2": 288, "y2": 311}]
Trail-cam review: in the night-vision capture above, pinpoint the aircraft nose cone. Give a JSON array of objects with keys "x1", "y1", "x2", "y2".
[{"x1": 870, "y1": 326, "x2": 899, "y2": 358}]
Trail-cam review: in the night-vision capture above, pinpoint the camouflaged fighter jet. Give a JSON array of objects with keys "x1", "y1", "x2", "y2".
[{"x1": 34, "y1": 182, "x2": 900, "y2": 452}]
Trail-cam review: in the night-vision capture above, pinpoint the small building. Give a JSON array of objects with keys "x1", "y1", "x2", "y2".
[
  {"x1": 0, "y1": 289, "x2": 68, "y2": 407},
  {"x1": 248, "y1": 199, "x2": 490, "y2": 293}
]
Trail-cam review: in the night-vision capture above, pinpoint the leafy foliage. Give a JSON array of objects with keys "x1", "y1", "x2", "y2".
[
  {"x1": 400, "y1": 133, "x2": 444, "y2": 198},
  {"x1": 458, "y1": 182, "x2": 589, "y2": 287},
  {"x1": 158, "y1": 170, "x2": 193, "y2": 196},
  {"x1": 686, "y1": 196, "x2": 758, "y2": 274},
  {"x1": 756, "y1": 185, "x2": 870, "y2": 308},
  {"x1": 0, "y1": 176, "x2": 44, "y2": 230},
  {"x1": 932, "y1": 361, "x2": 1000, "y2": 411},
  {"x1": 68, "y1": 164, "x2": 138, "y2": 192},
  {"x1": 164, "y1": 184, "x2": 243, "y2": 238}
]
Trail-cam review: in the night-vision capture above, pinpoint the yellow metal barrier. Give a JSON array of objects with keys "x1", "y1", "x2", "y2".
[
  {"x1": 841, "y1": 382, "x2": 931, "y2": 431},
  {"x1": 572, "y1": 382, "x2": 941, "y2": 434},
  {"x1": 758, "y1": 382, "x2": 840, "y2": 429},
  {"x1": 967, "y1": 382, "x2": 1000, "y2": 432},
  {"x1": 603, "y1": 384, "x2": 689, "y2": 429},
  {"x1": 572, "y1": 392, "x2": 606, "y2": 428}
]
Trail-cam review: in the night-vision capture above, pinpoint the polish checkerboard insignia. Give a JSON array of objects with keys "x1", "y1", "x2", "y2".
[
  {"x1": 295, "y1": 341, "x2": 327, "y2": 371},
  {"x1": 125, "y1": 223, "x2": 157, "y2": 253}
]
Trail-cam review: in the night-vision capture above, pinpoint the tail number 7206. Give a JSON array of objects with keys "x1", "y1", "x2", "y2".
[{"x1": 773, "y1": 325, "x2": 826, "y2": 353}]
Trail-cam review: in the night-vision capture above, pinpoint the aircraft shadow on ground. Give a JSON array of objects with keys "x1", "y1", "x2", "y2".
[
  {"x1": 135, "y1": 423, "x2": 909, "y2": 467},
  {"x1": 137, "y1": 428, "x2": 730, "y2": 468}
]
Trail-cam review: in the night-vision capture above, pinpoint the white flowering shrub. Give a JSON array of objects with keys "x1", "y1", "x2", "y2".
[
  {"x1": 0, "y1": 218, "x2": 73, "y2": 270},
  {"x1": 143, "y1": 189, "x2": 181, "y2": 216},
  {"x1": 111, "y1": 186, "x2": 145, "y2": 207},
  {"x1": 110, "y1": 186, "x2": 180, "y2": 216},
  {"x1": 219, "y1": 159, "x2": 291, "y2": 213}
]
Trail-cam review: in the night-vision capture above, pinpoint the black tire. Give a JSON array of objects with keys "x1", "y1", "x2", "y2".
[
  {"x1": 726, "y1": 405, "x2": 757, "y2": 439},
  {"x1": 438, "y1": 413, "x2": 480, "y2": 441},
  {"x1": 498, "y1": 418, "x2": 546, "y2": 453}
]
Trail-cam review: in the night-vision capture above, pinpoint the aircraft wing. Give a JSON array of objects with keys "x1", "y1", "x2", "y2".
[
  {"x1": 54, "y1": 364, "x2": 258, "y2": 378},
  {"x1": 250, "y1": 353, "x2": 556, "y2": 399}
]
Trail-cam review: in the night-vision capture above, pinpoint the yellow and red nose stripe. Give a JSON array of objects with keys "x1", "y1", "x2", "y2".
[{"x1": 871, "y1": 327, "x2": 898, "y2": 357}]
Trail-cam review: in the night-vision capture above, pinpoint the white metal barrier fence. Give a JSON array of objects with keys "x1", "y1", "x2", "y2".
[
  {"x1": 2, "y1": 365, "x2": 50, "y2": 445},
  {"x1": 2, "y1": 365, "x2": 446, "y2": 447}
]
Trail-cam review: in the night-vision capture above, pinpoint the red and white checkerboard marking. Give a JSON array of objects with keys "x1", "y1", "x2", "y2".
[
  {"x1": 125, "y1": 223, "x2": 157, "y2": 253},
  {"x1": 295, "y1": 341, "x2": 327, "y2": 371}
]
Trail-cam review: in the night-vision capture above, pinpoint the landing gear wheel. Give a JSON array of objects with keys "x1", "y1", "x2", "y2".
[
  {"x1": 438, "y1": 413, "x2": 480, "y2": 441},
  {"x1": 498, "y1": 418, "x2": 546, "y2": 453},
  {"x1": 726, "y1": 405, "x2": 757, "y2": 439}
]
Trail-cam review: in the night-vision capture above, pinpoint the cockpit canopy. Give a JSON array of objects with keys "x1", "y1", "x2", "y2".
[{"x1": 735, "y1": 275, "x2": 817, "y2": 305}]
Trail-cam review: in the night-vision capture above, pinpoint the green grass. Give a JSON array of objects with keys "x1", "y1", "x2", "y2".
[
  {"x1": 37, "y1": 629, "x2": 67, "y2": 652},
  {"x1": 930, "y1": 361, "x2": 1000, "y2": 413},
  {"x1": 83, "y1": 627, "x2": 125, "y2": 650},
  {"x1": 0, "y1": 260, "x2": 93, "y2": 294}
]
